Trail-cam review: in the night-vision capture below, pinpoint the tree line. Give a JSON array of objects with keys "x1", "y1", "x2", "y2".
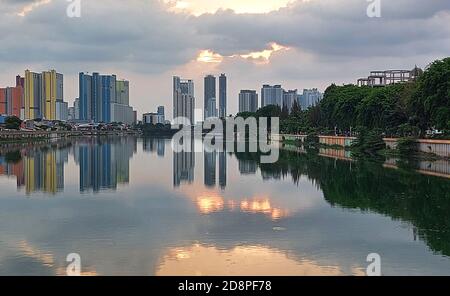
[{"x1": 237, "y1": 57, "x2": 450, "y2": 138}]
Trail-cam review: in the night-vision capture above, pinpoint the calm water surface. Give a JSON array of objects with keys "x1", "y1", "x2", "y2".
[{"x1": 0, "y1": 137, "x2": 449, "y2": 275}]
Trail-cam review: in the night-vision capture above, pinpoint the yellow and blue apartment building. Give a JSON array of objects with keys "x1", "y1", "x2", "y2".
[{"x1": 24, "y1": 70, "x2": 63, "y2": 120}]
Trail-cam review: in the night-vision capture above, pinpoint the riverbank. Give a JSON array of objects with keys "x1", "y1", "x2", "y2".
[
  {"x1": 272, "y1": 134, "x2": 450, "y2": 160},
  {"x1": 0, "y1": 130, "x2": 140, "y2": 144}
]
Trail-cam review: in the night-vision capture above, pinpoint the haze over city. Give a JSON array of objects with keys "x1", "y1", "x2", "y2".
[{"x1": 0, "y1": 0, "x2": 449, "y2": 118}]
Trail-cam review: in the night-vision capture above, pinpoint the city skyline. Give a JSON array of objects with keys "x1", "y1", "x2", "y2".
[{"x1": 1, "y1": 1, "x2": 447, "y2": 119}]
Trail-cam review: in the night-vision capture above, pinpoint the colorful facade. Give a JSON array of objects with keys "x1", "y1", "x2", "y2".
[
  {"x1": 24, "y1": 70, "x2": 63, "y2": 120},
  {"x1": 79, "y1": 72, "x2": 116, "y2": 122},
  {"x1": 0, "y1": 89, "x2": 6, "y2": 114},
  {"x1": 0, "y1": 87, "x2": 22, "y2": 117}
]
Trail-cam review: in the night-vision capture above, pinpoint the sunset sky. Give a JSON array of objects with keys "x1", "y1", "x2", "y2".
[{"x1": 0, "y1": 0, "x2": 449, "y2": 117}]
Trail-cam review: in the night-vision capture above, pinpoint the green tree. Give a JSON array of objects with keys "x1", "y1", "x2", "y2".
[
  {"x1": 5, "y1": 116, "x2": 22, "y2": 130},
  {"x1": 412, "y1": 57, "x2": 450, "y2": 132}
]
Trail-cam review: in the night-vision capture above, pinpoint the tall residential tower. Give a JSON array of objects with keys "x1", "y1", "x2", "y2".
[
  {"x1": 204, "y1": 75, "x2": 216, "y2": 120},
  {"x1": 219, "y1": 74, "x2": 227, "y2": 118},
  {"x1": 173, "y1": 76, "x2": 195, "y2": 125},
  {"x1": 24, "y1": 70, "x2": 65, "y2": 120}
]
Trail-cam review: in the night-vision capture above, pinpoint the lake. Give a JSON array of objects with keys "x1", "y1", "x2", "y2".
[{"x1": 0, "y1": 136, "x2": 449, "y2": 275}]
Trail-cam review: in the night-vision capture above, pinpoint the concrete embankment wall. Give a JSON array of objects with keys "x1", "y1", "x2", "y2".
[
  {"x1": 271, "y1": 134, "x2": 450, "y2": 158},
  {"x1": 384, "y1": 138, "x2": 450, "y2": 158}
]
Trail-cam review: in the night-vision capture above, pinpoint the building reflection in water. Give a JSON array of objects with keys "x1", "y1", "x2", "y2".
[
  {"x1": 0, "y1": 145, "x2": 68, "y2": 195},
  {"x1": 0, "y1": 152, "x2": 25, "y2": 188},
  {"x1": 77, "y1": 137, "x2": 135, "y2": 193},
  {"x1": 173, "y1": 138, "x2": 195, "y2": 187},
  {"x1": 204, "y1": 151, "x2": 216, "y2": 188},
  {"x1": 238, "y1": 159, "x2": 257, "y2": 175},
  {"x1": 0, "y1": 138, "x2": 137, "y2": 195},
  {"x1": 143, "y1": 137, "x2": 165, "y2": 157},
  {"x1": 203, "y1": 143, "x2": 227, "y2": 189},
  {"x1": 219, "y1": 151, "x2": 227, "y2": 189}
]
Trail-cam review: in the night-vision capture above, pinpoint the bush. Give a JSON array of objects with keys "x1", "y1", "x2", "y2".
[
  {"x1": 397, "y1": 137, "x2": 418, "y2": 155},
  {"x1": 305, "y1": 133, "x2": 319, "y2": 147},
  {"x1": 5, "y1": 116, "x2": 22, "y2": 130},
  {"x1": 351, "y1": 128, "x2": 386, "y2": 157}
]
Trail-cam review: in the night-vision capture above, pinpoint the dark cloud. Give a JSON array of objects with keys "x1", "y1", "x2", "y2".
[{"x1": 0, "y1": 0, "x2": 449, "y2": 115}]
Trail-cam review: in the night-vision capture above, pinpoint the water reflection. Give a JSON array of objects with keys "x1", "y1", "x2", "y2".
[
  {"x1": 77, "y1": 138, "x2": 135, "y2": 193},
  {"x1": 0, "y1": 143, "x2": 69, "y2": 195},
  {"x1": 239, "y1": 159, "x2": 257, "y2": 175},
  {"x1": 0, "y1": 137, "x2": 450, "y2": 275},
  {"x1": 173, "y1": 139, "x2": 195, "y2": 187},
  {"x1": 156, "y1": 244, "x2": 364, "y2": 276},
  {"x1": 0, "y1": 138, "x2": 137, "y2": 195},
  {"x1": 143, "y1": 137, "x2": 165, "y2": 157}
]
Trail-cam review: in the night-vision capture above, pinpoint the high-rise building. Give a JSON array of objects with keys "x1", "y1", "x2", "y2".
[
  {"x1": 157, "y1": 106, "x2": 165, "y2": 122},
  {"x1": 239, "y1": 90, "x2": 259, "y2": 113},
  {"x1": 261, "y1": 85, "x2": 283, "y2": 108},
  {"x1": 283, "y1": 89, "x2": 298, "y2": 113},
  {"x1": 111, "y1": 79, "x2": 134, "y2": 124},
  {"x1": 133, "y1": 110, "x2": 137, "y2": 124},
  {"x1": 42, "y1": 70, "x2": 63, "y2": 120},
  {"x1": 23, "y1": 70, "x2": 64, "y2": 120},
  {"x1": 208, "y1": 98, "x2": 217, "y2": 118},
  {"x1": 24, "y1": 70, "x2": 43, "y2": 119},
  {"x1": 219, "y1": 74, "x2": 227, "y2": 118},
  {"x1": 157, "y1": 106, "x2": 165, "y2": 116},
  {"x1": 15, "y1": 75, "x2": 25, "y2": 119},
  {"x1": 0, "y1": 87, "x2": 18, "y2": 116},
  {"x1": 99, "y1": 74, "x2": 116, "y2": 123},
  {"x1": 79, "y1": 73, "x2": 133, "y2": 124},
  {"x1": 16, "y1": 75, "x2": 25, "y2": 88},
  {"x1": 115, "y1": 80, "x2": 129, "y2": 105},
  {"x1": 204, "y1": 75, "x2": 216, "y2": 119},
  {"x1": 143, "y1": 112, "x2": 164, "y2": 125},
  {"x1": 79, "y1": 72, "x2": 115, "y2": 122},
  {"x1": 73, "y1": 98, "x2": 80, "y2": 120},
  {"x1": 298, "y1": 88, "x2": 323, "y2": 110},
  {"x1": 173, "y1": 76, "x2": 195, "y2": 125},
  {"x1": 68, "y1": 106, "x2": 75, "y2": 121},
  {"x1": 56, "y1": 101, "x2": 68, "y2": 121},
  {"x1": 79, "y1": 73, "x2": 92, "y2": 121},
  {"x1": 0, "y1": 89, "x2": 6, "y2": 115}
]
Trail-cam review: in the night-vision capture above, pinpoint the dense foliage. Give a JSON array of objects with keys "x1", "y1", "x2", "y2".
[
  {"x1": 5, "y1": 116, "x2": 22, "y2": 130},
  {"x1": 237, "y1": 57, "x2": 450, "y2": 138}
]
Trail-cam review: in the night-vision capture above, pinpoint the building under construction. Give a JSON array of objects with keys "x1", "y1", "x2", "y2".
[{"x1": 357, "y1": 66, "x2": 423, "y2": 87}]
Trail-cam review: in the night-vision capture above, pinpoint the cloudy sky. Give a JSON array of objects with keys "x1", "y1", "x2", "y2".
[{"x1": 0, "y1": 0, "x2": 449, "y2": 118}]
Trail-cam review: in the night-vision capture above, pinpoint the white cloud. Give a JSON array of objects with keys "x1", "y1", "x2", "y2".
[{"x1": 167, "y1": 0, "x2": 295, "y2": 15}]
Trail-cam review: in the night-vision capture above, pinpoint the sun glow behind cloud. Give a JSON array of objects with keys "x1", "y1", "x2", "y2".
[
  {"x1": 17, "y1": 0, "x2": 52, "y2": 17},
  {"x1": 196, "y1": 43, "x2": 290, "y2": 64},
  {"x1": 166, "y1": 0, "x2": 295, "y2": 15}
]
